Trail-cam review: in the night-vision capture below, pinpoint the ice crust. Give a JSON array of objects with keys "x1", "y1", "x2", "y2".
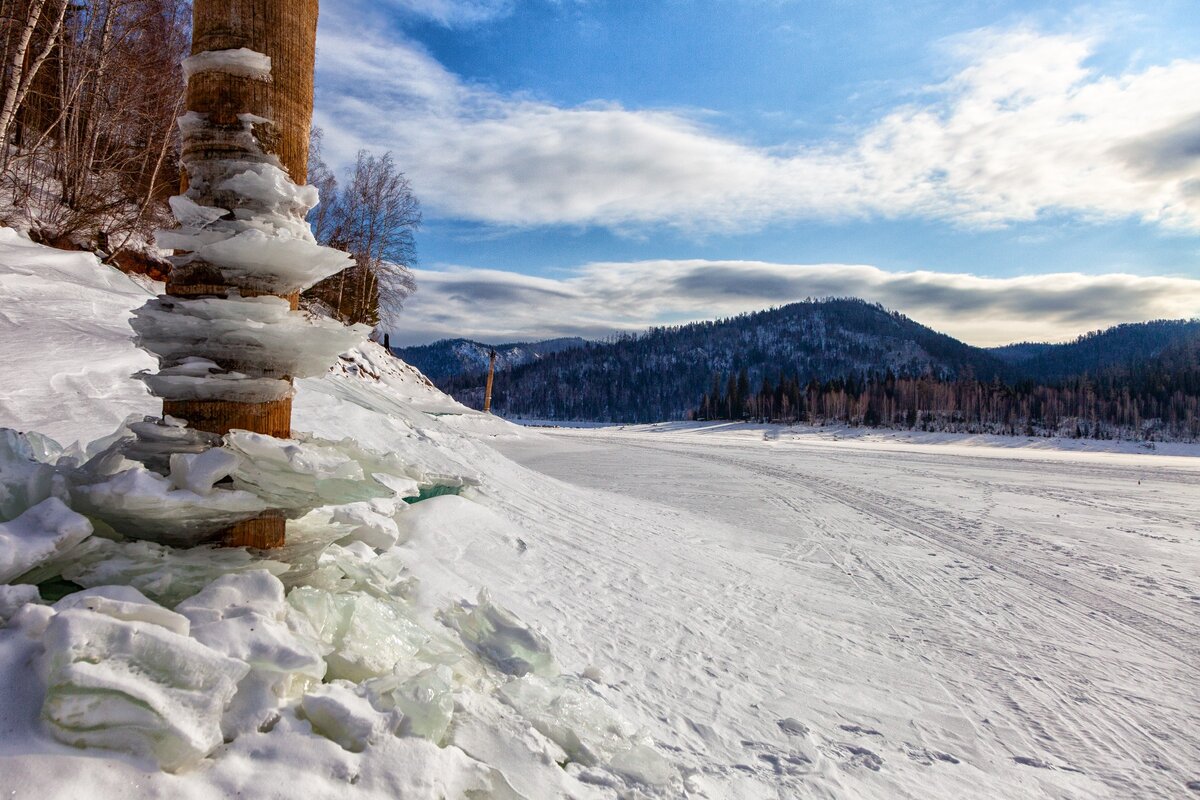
[
  {"x1": 71, "y1": 464, "x2": 267, "y2": 545},
  {"x1": 132, "y1": 294, "x2": 368, "y2": 403},
  {"x1": 181, "y1": 47, "x2": 271, "y2": 81},
  {"x1": 44, "y1": 537, "x2": 290, "y2": 608},
  {"x1": 137, "y1": 88, "x2": 361, "y2": 404},
  {"x1": 226, "y1": 430, "x2": 421, "y2": 512},
  {"x1": 0, "y1": 419, "x2": 443, "y2": 549}
]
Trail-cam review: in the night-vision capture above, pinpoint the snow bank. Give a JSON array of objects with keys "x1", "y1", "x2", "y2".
[{"x1": 0, "y1": 232, "x2": 684, "y2": 798}]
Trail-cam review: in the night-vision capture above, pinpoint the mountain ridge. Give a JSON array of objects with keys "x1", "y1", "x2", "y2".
[{"x1": 418, "y1": 298, "x2": 1199, "y2": 428}]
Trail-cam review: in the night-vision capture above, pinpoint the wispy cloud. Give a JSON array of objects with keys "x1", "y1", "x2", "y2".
[
  {"x1": 314, "y1": 23, "x2": 1200, "y2": 233},
  {"x1": 392, "y1": 260, "x2": 1200, "y2": 346},
  {"x1": 375, "y1": 0, "x2": 514, "y2": 26}
]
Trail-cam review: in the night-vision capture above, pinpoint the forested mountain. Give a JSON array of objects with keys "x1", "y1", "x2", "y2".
[
  {"x1": 428, "y1": 299, "x2": 1200, "y2": 440},
  {"x1": 439, "y1": 299, "x2": 1007, "y2": 421},
  {"x1": 987, "y1": 320, "x2": 1200, "y2": 381},
  {"x1": 395, "y1": 337, "x2": 586, "y2": 382}
]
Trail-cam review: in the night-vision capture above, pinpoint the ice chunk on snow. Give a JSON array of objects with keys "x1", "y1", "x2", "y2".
[
  {"x1": 182, "y1": 47, "x2": 271, "y2": 81},
  {"x1": 0, "y1": 429, "x2": 65, "y2": 521},
  {"x1": 440, "y1": 589, "x2": 557, "y2": 678},
  {"x1": 0, "y1": 583, "x2": 40, "y2": 625},
  {"x1": 367, "y1": 665, "x2": 456, "y2": 744},
  {"x1": 176, "y1": 571, "x2": 325, "y2": 738},
  {"x1": 498, "y1": 675, "x2": 651, "y2": 770},
  {"x1": 298, "y1": 541, "x2": 415, "y2": 599},
  {"x1": 608, "y1": 743, "x2": 675, "y2": 786},
  {"x1": 54, "y1": 585, "x2": 190, "y2": 635},
  {"x1": 299, "y1": 681, "x2": 403, "y2": 753},
  {"x1": 42, "y1": 607, "x2": 249, "y2": 771},
  {"x1": 0, "y1": 497, "x2": 92, "y2": 582},
  {"x1": 329, "y1": 500, "x2": 404, "y2": 549},
  {"x1": 169, "y1": 447, "x2": 240, "y2": 496},
  {"x1": 71, "y1": 465, "x2": 266, "y2": 546},
  {"x1": 287, "y1": 586, "x2": 429, "y2": 683}
]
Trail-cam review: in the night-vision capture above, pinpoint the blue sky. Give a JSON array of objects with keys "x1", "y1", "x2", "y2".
[{"x1": 313, "y1": 0, "x2": 1200, "y2": 345}]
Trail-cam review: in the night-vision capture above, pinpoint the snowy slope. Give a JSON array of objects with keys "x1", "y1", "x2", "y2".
[{"x1": 1, "y1": 232, "x2": 1197, "y2": 799}]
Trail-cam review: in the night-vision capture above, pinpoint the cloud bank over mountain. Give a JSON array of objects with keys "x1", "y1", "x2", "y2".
[{"x1": 392, "y1": 260, "x2": 1200, "y2": 347}]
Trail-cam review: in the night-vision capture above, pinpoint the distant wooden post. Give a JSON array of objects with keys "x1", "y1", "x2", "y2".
[
  {"x1": 170, "y1": 0, "x2": 319, "y2": 549},
  {"x1": 483, "y1": 349, "x2": 497, "y2": 413}
]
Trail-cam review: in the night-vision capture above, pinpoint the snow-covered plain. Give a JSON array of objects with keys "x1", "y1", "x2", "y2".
[{"x1": 1, "y1": 231, "x2": 1198, "y2": 798}]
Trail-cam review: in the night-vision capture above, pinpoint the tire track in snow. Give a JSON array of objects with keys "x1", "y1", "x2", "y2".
[{"x1": 554, "y1": 432, "x2": 1199, "y2": 796}]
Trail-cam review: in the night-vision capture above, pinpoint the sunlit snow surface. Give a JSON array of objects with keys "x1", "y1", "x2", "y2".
[{"x1": 1, "y1": 232, "x2": 1199, "y2": 798}]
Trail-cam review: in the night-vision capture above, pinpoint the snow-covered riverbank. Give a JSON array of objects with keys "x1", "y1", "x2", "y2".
[{"x1": 1, "y1": 233, "x2": 1197, "y2": 798}]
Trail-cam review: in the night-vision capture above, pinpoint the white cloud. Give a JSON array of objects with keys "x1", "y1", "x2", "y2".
[
  {"x1": 314, "y1": 23, "x2": 1200, "y2": 233},
  {"x1": 391, "y1": 260, "x2": 1200, "y2": 347}
]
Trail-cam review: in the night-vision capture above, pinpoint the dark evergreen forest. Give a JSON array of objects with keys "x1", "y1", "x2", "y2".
[{"x1": 424, "y1": 299, "x2": 1200, "y2": 440}]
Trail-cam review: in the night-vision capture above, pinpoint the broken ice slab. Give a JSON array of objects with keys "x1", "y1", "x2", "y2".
[
  {"x1": 169, "y1": 447, "x2": 241, "y2": 496},
  {"x1": 0, "y1": 498, "x2": 92, "y2": 583},
  {"x1": 32, "y1": 536, "x2": 290, "y2": 608},
  {"x1": 55, "y1": 585, "x2": 190, "y2": 635},
  {"x1": 42, "y1": 605, "x2": 249, "y2": 771},
  {"x1": 366, "y1": 665, "x2": 456, "y2": 745},
  {"x1": 0, "y1": 583, "x2": 40, "y2": 625},
  {"x1": 225, "y1": 431, "x2": 419, "y2": 512},
  {"x1": 498, "y1": 674, "x2": 652, "y2": 771},
  {"x1": 287, "y1": 586, "x2": 431, "y2": 683},
  {"x1": 0, "y1": 428, "x2": 66, "y2": 522},
  {"x1": 70, "y1": 464, "x2": 266, "y2": 546},
  {"x1": 295, "y1": 541, "x2": 416, "y2": 599},
  {"x1": 439, "y1": 589, "x2": 557, "y2": 678},
  {"x1": 328, "y1": 500, "x2": 406, "y2": 549},
  {"x1": 176, "y1": 571, "x2": 326, "y2": 739},
  {"x1": 298, "y1": 680, "x2": 403, "y2": 753}
]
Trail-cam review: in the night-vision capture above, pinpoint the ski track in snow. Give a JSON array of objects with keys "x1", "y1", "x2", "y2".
[{"x1": 494, "y1": 427, "x2": 1200, "y2": 799}]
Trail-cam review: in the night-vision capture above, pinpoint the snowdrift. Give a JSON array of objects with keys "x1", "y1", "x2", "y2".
[{"x1": 0, "y1": 230, "x2": 676, "y2": 798}]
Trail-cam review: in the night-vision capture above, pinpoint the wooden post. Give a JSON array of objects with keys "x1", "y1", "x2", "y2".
[
  {"x1": 483, "y1": 349, "x2": 497, "y2": 414},
  {"x1": 172, "y1": 0, "x2": 319, "y2": 548}
]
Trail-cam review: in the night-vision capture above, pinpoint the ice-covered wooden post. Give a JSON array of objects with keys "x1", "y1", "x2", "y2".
[{"x1": 132, "y1": 0, "x2": 364, "y2": 548}]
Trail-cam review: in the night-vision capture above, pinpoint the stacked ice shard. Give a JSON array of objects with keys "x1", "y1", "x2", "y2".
[{"x1": 133, "y1": 49, "x2": 367, "y2": 405}]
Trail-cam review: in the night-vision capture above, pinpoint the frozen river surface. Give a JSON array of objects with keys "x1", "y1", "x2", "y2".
[{"x1": 497, "y1": 426, "x2": 1200, "y2": 799}]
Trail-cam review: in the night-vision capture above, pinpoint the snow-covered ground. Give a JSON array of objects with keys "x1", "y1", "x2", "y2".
[
  {"x1": 1, "y1": 231, "x2": 1198, "y2": 798},
  {"x1": 499, "y1": 425, "x2": 1200, "y2": 797}
]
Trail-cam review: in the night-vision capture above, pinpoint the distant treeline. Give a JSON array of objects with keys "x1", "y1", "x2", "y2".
[
  {"x1": 435, "y1": 299, "x2": 1200, "y2": 441},
  {"x1": 698, "y1": 359, "x2": 1200, "y2": 441}
]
